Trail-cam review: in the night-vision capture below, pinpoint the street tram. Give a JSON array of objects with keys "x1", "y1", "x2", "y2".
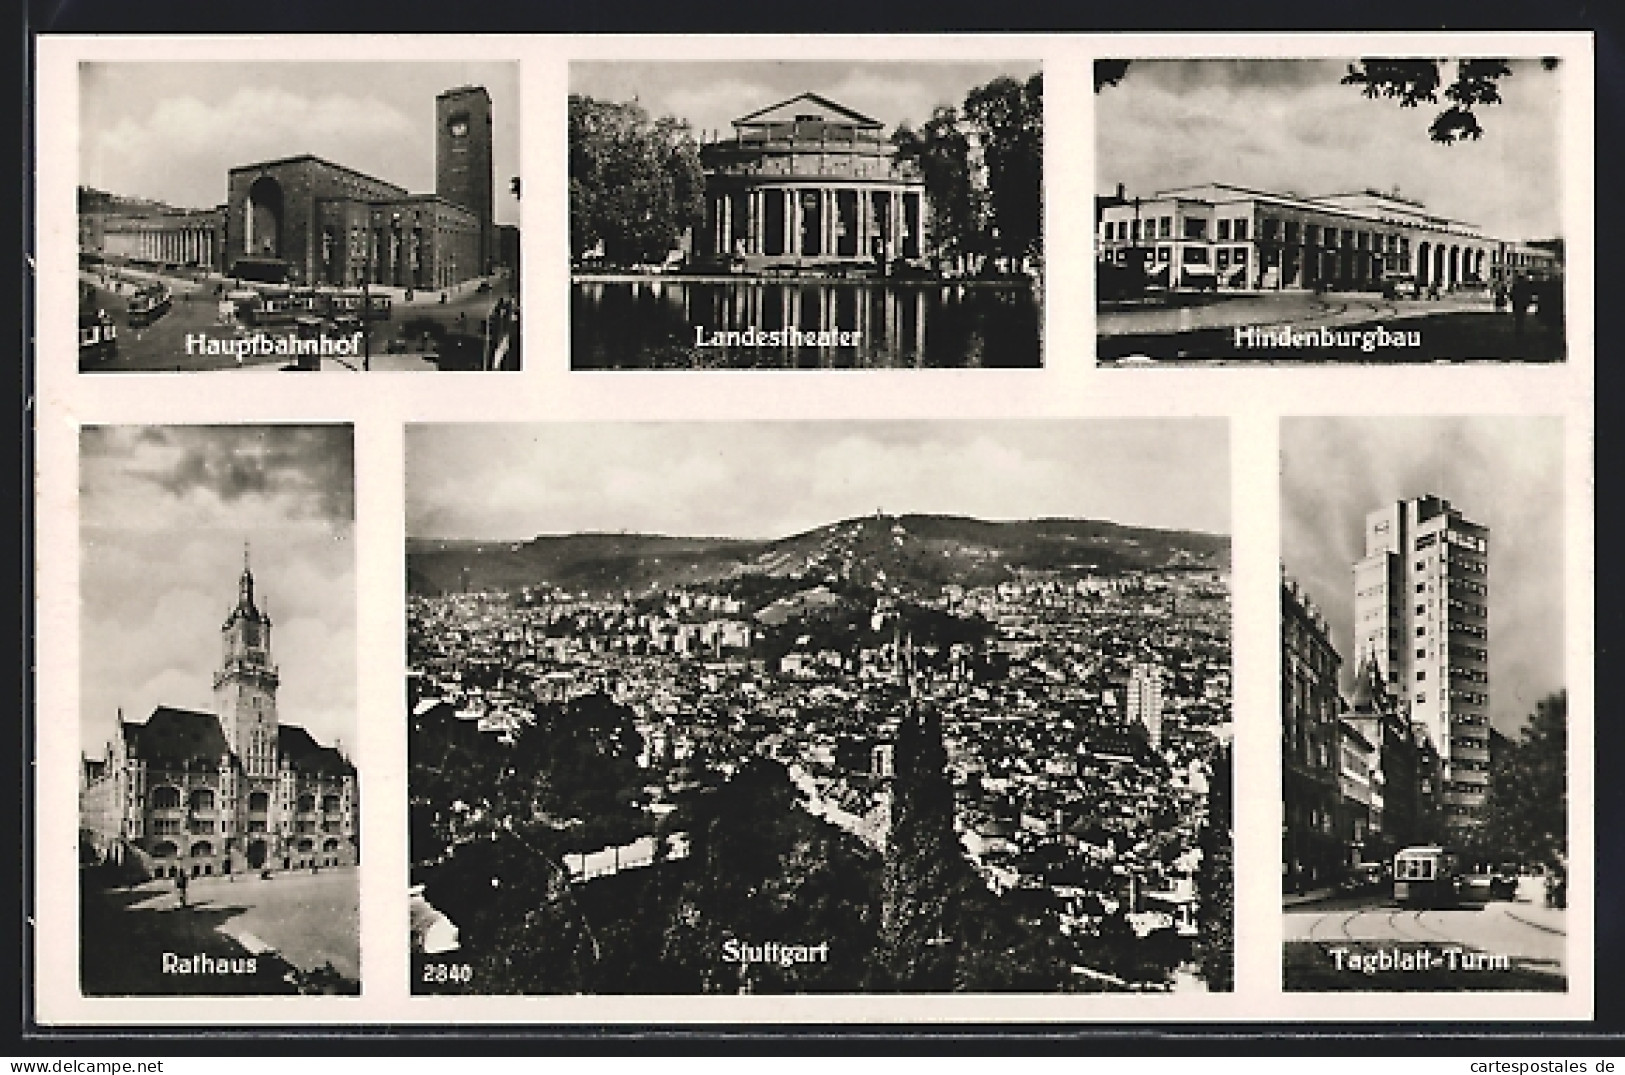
[
  {"x1": 1393, "y1": 845, "x2": 1462, "y2": 907},
  {"x1": 126, "y1": 283, "x2": 172, "y2": 327}
]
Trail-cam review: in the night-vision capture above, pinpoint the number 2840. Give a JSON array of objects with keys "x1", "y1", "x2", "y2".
[{"x1": 421, "y1": 963, "x2": 473, "y2": 984}]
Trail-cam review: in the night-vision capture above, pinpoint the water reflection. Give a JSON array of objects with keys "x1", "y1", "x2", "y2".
[{"x1": 572, "y1": 278, "x2": 1041, "y2": 369}]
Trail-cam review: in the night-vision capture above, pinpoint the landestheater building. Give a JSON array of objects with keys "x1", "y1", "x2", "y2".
[
  {"x1": 80, "y1": 556, "x2": 358, "y2": 880},
  {"x1": 80, "y1": 84, "x2": 499, "y2": 289},
  {"x1": 694, "y1": 93, "x2": 929, "y2": 271},
  {"x1": 1098, "y1": 181, "x2": 1560, "y2": 292}
]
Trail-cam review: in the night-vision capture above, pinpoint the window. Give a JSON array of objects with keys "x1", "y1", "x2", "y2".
[
  {"x1": 1416, "y1": 626, "x2": 1426, "y2": 637},
  {"x1": 1131, "y1": 219, "x2": 1142, "y2": 242},
  {"x1": 1183, "y1": 217, "x2": 1207, "y2": 240},
  {"x1": 1234, "y1": 247, "x2": 1248, "y2": 263},
  {"x1": 1217, "y1": 219, "x2": 1231, "y2": 241},
  {"x1": 1416, "y1": 604, "x2": 1426, "y2": 615},
  {"x1": 1234, "y1": 219, "x2": 1249, "y2": 241},
  {"x1": 1416, "y1": 583, "x2": 1426, "y2": 593},
  {"x1": 1417, "y1": 671, "x2": 1426, "y2": 681},
  {"x1": 1159, "y1": 216, "x2": 1172, "y2": 238},
  {"x1": 1306, "y1": 225, "x2": 1321, "y2": 246},
  {"x1": 1417, "y1": 693, "x2": 1427, "y2": 704},
  {"x1": 1416, "y1": 648, "x2": 1427, "y2": 659}
]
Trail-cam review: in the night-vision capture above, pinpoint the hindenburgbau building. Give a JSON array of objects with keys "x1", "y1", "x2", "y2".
[{"x1": 1099, "y1": 182, "x2": 1559, "y2": 292}]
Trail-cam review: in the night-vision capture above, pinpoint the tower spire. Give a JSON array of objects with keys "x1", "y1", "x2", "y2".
[{"x1": 239, "y1": 540, "x2": 256, "y2": 610}]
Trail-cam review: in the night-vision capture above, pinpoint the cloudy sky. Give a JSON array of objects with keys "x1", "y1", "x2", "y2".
[
  {"x1": 80, "y1": 62, "x2": 520, "y2": 224},
  {"x1": 406, "y1": 420, "x2": 1229, "y2": 544},
  {"x1": 569, "y1": 60, "x2": 1041, "y2": 141},
  {"x1": 80, "y1": 426, "x2": 355, "y2": 758},
  {"x1": 1280, "y1": 416, "x2": 1565, "y2": 737},
  {"x1": 1097, "y1": 59, "x2": 1562, "y2": 242}
]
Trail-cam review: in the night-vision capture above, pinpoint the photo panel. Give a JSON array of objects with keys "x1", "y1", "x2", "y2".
[
  {"x1": 568, "y1": 61, "x2": 1044, "y2": 370},
  {"x1": 77, "y1": 61, "x2": 520, "y2": 373},
  {"x1": 404, "y1": 420, "x2": 1231, "y2": 994},
  {"x1": 1095, "y1": 59, "x2": 1566, "y2": 365},
  {"x1": 1279, "y1": 415, "x2": 1568, "y2": 992},
  {"x1": 78, "y1": 424, "x2": 360, "y2": 996}
]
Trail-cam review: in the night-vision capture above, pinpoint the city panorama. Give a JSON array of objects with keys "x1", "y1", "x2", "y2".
[{"x1": 405, "y1": 421, "x2": 1232, "y2": 994}]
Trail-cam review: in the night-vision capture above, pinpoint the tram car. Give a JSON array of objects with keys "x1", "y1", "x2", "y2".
[
  {"x1": 1393, "y1": 845, "x2": 1462, "y2": 908},
  {"x1": 234, "y1": 285, "x2": 298, "y2": 327},
  {"x1": 125, "y1": 283, "x2": 172, "y2": 327},
  {"x1": 79, "y1": 309, "x2": 118, "y2": 364},
  {"x1": 318, "y1": 288, "x2": 392, "y2": 322}
]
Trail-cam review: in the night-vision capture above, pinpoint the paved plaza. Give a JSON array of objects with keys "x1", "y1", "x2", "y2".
[{"x1": 81, "y1": 866, "x2": 359, "y2": 994}]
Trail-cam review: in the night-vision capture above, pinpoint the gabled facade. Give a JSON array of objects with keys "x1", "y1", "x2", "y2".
[{"x1": 80, "y1": 553, "x2": 358, "y2": 880}]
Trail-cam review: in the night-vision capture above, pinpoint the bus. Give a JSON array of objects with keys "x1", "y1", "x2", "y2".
[{"x1": 1393, "y1": 845, "x2": 1461, "y2": 908}]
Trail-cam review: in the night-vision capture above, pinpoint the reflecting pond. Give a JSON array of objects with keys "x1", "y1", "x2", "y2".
[{"x1": 572, "y1": 278, "x2": 1041, "y2": 369}]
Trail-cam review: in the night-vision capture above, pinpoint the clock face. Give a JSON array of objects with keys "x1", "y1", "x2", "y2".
[{"x1": 450, "y1": 119, "x2": 469, "y2": 137}]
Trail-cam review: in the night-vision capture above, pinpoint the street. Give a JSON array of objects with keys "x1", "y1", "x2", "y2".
[
  {"x1": 79, "y1": 267, "x2": 515, "y2": 372},
  {"x1": 1283, "y1": 877, "x2": 1565, "y2": 991},
  {"x1": 1098, "y1": 289, "x2": 1564, "y2": 363}
]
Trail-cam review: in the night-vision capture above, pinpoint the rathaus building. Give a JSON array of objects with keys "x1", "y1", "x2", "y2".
[
  {"x1": 80, "y1": 554, "x2": 358, "y2": 880},
  {"x1": 695, "y1": 93, "x2": 929, "y2": 272}
]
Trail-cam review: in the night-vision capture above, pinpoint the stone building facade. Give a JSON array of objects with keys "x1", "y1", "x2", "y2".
[
  {"x1": 80, "y1": 83, "x2": 500, "y2": 289},
  {"x1": 80, "y1": 555, "x2": 358, "y2": 880},
  {"x1": 1099, "y1": 181, "x2": 1561, "y2": 292},
  {"x1": 695, "y1": 93, "x2": 929, "y2": 272},
  {"x1": 1281, "y1": 573, "x2": 1345, "y2": 893}
]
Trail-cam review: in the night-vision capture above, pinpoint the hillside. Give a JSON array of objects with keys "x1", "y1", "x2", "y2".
[{"x1": 406, "y1": 514, "x2": 1228, "y2": 599}]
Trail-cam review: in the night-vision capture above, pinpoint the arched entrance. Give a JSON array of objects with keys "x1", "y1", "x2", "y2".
[
  {"x1": 246, "y1": 839, "x2": 268, "y2": 869},
  {"x1": 246, "y1": 176, "x2": 284, "y2": 258}
]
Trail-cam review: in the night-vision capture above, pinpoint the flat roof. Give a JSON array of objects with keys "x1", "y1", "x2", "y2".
[{"x1": 229, "y1": 153, "x2": 409, "y2": 197}]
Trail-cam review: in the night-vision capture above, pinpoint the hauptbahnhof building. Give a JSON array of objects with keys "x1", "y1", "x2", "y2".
[
  {"x1": 1098, "y1": 182, "x2": 1560, "y2": 292},
  {"x1": 80, "y1": 84, "x2": 503, "y2": 289},
  {"x1": 693, "y1": 93, "x2": 930, "y2": 271}
]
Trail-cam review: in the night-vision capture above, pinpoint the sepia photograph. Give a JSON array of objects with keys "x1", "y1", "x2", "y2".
[
  {"x1": 77, "y1": 62, "x2": 520, "y2": 372},
  {"x1": 569, "y1": 61, "x2": 1043, "y2": 369},
  {"x1": 405, "y1": 421, "x2": 1230, "y2": 994},
  {"x1": 78, "y1": 425, "x2": 359, "y2": 995},
  {"x1": 1095, "y1": 59, "x2": 1565, "y2": 364},
  {"x1": 1280, "y1": 416, "x2": 1567, "y2": 991}
]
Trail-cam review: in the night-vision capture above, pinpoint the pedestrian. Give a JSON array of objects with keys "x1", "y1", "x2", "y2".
[
  {"x1": 176, "y1": 871, "x2": 189, "y2": 909},
  {"x1": 1511, "y1": 274, "x2": 1531, "y2": 335}
]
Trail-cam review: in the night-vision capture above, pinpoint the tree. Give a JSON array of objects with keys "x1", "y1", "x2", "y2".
[
  {"x1": 963, "y1": 74, "x2": 1044, "y2": 266},
  {"x1": 875, "y1": 700, "x2": 961, "y2": 989},
  {"x1": 1341, "y1": 59, "x2": 1521, "y2": 144},
  {"x1": 1094, "y1": 60, "x2": 1131, "y2": 93},
  {"x1": 1481, "y1": 692, "x2": 1567, "y2": 875},
  {"x1": 1193, "y1": 743, "x2": 1233, "y2": 991},
  {"x1": 892, "y1": 107, "x2": 987, "y2": 274},
  {"x1": 568, "y1": 95, "x2": 705, "y2": 265}
]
